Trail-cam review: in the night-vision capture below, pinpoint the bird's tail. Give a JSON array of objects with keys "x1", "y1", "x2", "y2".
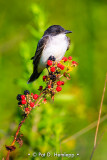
[{"x1": 27, "y1": 71, "x2": 42, "y2": 84}]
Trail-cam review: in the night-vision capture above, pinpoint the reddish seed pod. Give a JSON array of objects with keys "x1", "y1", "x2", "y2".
[
  {"x1": 33, "y1": 94, "x2": 38, "y2": 100},
  {"x1": 21, "y1": 99, "x2": 26, "y2": 104},
  {"x1": 47, "y1": 60, "x2": 52, "y2": 66},
  {"x1": 56, "y1": 86, "x2": 62, "y2": 92},
  {"x1": 30, "y1": 102, "x2": 35, "y2": 107}
]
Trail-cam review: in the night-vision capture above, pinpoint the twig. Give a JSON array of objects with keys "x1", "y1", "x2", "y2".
[
  {"x1": 5, "y1": 93, "x2": 43, "y2": 160},
  {"x1": 6, "y1": 112, "x2": 29, "y2": 160},
  {"x1": 90, "y1": 73, "x2": 107, "y2": 160},
  {"x1": 5, "y1": 57, "x2": 77, "y2": 159}
]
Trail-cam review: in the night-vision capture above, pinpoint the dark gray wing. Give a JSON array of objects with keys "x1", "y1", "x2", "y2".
[
  {"x1": 28, "y1": 35, "x2": 49, "y2": 83},
  {"x1": 67, "y1": 37, "x2": 70, "y2": 50},
  {"x1": 32, "y1": 35, "x2": 49, "y2": 67}
]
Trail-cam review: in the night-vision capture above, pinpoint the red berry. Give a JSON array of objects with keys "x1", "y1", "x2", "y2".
[
  {"x1": 21, "y1": 99, "x2": 26, "y2": 104},
  {"x1": 68, "y1": 56, "x2": 72, "y2": 60},
  {"x1": 56, "y1": 86, "x2": 62, "y2": 92},
  {"x1": 39, "y1": 86, "x2": 43, "y2": 90},
  {"x1": 48, "y1": 85, "x2": 51, "y2": 88},
  {"x1": 62, "y1": 57, "x2": 67, "y2": 62},
  {"x1": 33, "y1": 94, "x2": 38, "y2": 100},
  {"x1": 21, "y1": 95, "x2": 25, "y2": 100},
  {"x1": 72, "y1": 61, "x2": 78, "y2": 65},
  {"x1": 60, "y1": 65, "x2": 65, "y2": 70},
  {"x1": 47, "y1": 60, "x2": 52, "y2": 66},
  {"x1": 30, "y1": 102, "x2": 35, "y2": 107},
  {"x1": 61, "y1": 81, "x2": 64, "y2": 85},
  {"x1": 57, "y1": 63, "x2": 61, "y2": 68},
  {"x1": 50, "y1": 67, "x2": 55, "y2": 72},
  {"x1": 25, "y1": 108, "x2": 30, "y2": 112},
  {"x1": 57, "y1": 81, "x2": 62, "y2": 86},
  {"x1": 43, "y1": 76, "x2": 47, "y2": 81},
  {"x1": 43, "y1": 98, "x2": 47, "y2": 103},
  {"x1": 31, "y1": 93, "x2": 33, "y2": 96}
]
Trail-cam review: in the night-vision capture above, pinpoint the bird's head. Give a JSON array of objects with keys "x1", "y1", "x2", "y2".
[{"x1": 43, "y1": 25, "x2": 72, "y2": 36}]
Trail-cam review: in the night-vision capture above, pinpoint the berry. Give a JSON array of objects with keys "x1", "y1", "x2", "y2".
[
  {"x1": 18, "y1": 101, "x2": 22, "y2": 105},
  {"x1": 33, "y1": 94, "x2": 38, "y2": 100},
  {"x1": 68, "y1": 56, "x2": 72, "y2": 60},
  {"x1": 30, "y1": 102, "x2": 35, "y2": 107},
  {"x1": 62, "y1": 57, "x2": 67, "y2": 62},
  {"x1": 72, "y1": 61, "x2": 78, "y2": 65},
  {"x1": 47, "y1": 60, "x2": 52, "y2": 66},
  {"x1": 38, "y1": 86, "x2": 43, "y2": 91},
  {"x1": 48, "y1": 85, "x2": 51, "y2": 88},
  {"x1": 16, "y1": 94, "x2": 21, "y2": 101},
  {"x1": 61, "y1": 81, "x2": 64, "y2": 85},
  {"x1": 60, "y1": 65, "x2": 65, "y2": 70},
  {"x1": 56, "y1": 86, "x2": 62, "y2": 92},
  {"x1": 57, "y1": 63, "x2": 61, "y2": 68},
  {"x1": 21, "y1": 99, "x2": 26, "y2": 104},
  {"x1": 24, "y1": 90, "x2": 30, "y2": 95},
  {"x1": 50, "y1": 75, "x2": 56, "y2": 81},
  {"x1": 21, "y1": 95, "x2": 25, "y2": 100},
  {"x1": 43, "y1": 76, "x2": 47, "y2": 81},
  {"x1": 57, "y1": 81, "x2": 62, "y2": 86},
  {"x1": 50, "y1": 67, "x2": 55, "y2": 72},
  {"x1": 31, "y1": 93, "x2": 33, "y2": 96},
  {"x1": 43, "y1": 98, "x2": 47, "y2": 103},
  {"x1": 25, "y1": 108, "x2": 30, "y2": 112},
  {"x1": 48, "y1": 56, "x2": 56, "y2": 61}
]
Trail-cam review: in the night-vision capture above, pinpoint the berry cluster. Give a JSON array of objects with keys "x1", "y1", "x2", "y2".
[
  {"x1": 42, "y1": 56, "x2": 78, "y2": 95},
  {"x1": 6, "y1": 55, "x2": 78, "y2": 157},
  {"x1": 16, "y1": 56, "x2": 78, "y2": 113},
  {"x1": 16, "y1": 90, "x2": 39, "y2": 114}
]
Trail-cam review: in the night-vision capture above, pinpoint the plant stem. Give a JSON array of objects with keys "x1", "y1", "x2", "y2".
[{"x1": 5, "y1": 92, "x2": 44, "y2": 160}]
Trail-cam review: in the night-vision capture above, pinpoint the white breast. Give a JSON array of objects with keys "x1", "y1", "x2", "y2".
[{"x1": 38, "y1": 34, "x2": 69, "y2": 72}]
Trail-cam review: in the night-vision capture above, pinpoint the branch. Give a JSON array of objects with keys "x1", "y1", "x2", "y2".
[{"x1": 5, "y1": 56, "x2": 78, "y2": 160}]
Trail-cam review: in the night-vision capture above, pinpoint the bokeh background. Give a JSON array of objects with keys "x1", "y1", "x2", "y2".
[{"x1": 0, "y1": 0, "x2": 107, "y2": 159}]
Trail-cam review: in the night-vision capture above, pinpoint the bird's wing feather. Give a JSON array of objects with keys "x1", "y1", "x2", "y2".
[
  {"x1": 33, "y1": 35, "x2": 49, "y2": 69},
  {"x1": 28, "y1": 35, "x2": 49, "y2": 83}
]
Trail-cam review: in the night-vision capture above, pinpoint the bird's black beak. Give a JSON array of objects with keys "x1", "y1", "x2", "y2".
[{"x1": 65, "y1": 30, "x2": 72, "y2": 34}]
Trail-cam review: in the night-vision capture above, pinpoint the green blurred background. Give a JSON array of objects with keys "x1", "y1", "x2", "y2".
[{"x1": 0, "y1": 0, "x2": 107, "y2": 159}]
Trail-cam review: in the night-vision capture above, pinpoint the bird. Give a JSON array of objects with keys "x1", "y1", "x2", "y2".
[{"x1": 28, "y1": 25, "x2": 72, "y2": 83}]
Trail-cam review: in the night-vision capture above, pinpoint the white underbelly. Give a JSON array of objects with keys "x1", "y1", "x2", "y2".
[{"x1": 38, "y1": 34, "x2": 68, "y2": 72}]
